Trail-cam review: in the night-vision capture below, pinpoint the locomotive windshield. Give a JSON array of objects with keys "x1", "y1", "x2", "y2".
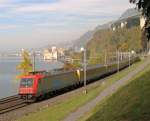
[{"x1": 20, "y1": 78, "x2": 34, "y2": 87}]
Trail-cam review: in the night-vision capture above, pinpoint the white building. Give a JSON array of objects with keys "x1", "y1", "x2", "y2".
[
  {"x1": 51, "y1": 46, "x2": 57, "y2": 53},
  {"x1": 43, "y1": 49, "x2": 53, "y2": 60},
  {"x1": 112, "y1": 27, "x2": 116, "y2": 31},
  {"x1": 121, "y1": 22, "x2": 125, "y2": 28},
  {"x1": 43, "y1": 47, "x2": 59, "y2": 61},
  {"x1": 121, "y1": 21, "x2": 127, "y2": 28},
  {"x1": 43, "y1": 46, "x2": 66, "y2": 61},
  {"x1": 57, "y1": 48, "x2": 65, "y2": 56}
]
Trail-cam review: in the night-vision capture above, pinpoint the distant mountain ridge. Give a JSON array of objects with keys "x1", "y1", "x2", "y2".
[
  {"x1": 72, "y1": 8, "x2": 141, "y2": 50},
  {"x1": 72, "y1": 31, "x2": 94, "y2": 50},
  {"x1": 72, "y1": 22, "x2": 113, "y2": 50},
  {"x1": 119, "y1": 8, "x2": 140, "y2": 20}
]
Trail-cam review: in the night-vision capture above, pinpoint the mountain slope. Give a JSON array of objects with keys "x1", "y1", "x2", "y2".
[
  {"x1": 72, "y1": 8, "x2": 141, "y2": 49},
  {"x1": 73, "y1": 31, "x2": 94, "y2": 49},
  {"x1": 119, "y1": 8, "x2": 140, "y2": 20}
]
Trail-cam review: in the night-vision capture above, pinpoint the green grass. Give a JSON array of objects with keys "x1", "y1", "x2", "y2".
[
  {"x1": 17, "y1": 59, "x2": 144, "y2": 121},
  {"x1": 81, "y1": 59, "x2": 150, "y2": 121}
]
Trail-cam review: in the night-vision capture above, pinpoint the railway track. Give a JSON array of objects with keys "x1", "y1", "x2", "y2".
[
  {"x1": 0, "y1": 95, "x2": 28, "y2": 114},
  {"x1": 0, "y1": 95, "x2": 19, "y2": 104}
]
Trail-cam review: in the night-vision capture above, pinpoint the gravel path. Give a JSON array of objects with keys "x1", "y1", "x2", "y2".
[{"x1": 63, "y1": 58, "x2": 150, "y2": 121}]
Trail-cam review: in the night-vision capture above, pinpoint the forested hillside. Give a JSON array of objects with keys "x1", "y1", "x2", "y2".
[
  {"x1": 71, "y1": 8, "x2": 142, "y2": 66},
  {"x1": 86, "y1": 26, "x2": 142, "y2": 65}
]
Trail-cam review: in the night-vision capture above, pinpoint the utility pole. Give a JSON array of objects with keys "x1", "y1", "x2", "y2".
[
  {"x1": 117, "y1": 51, "x2": 120, "y2": 72},
  {"x1": 33, "y1": 51, "x2": 36, "y2": 72},
  {"x1": 83, "y1": 49, "x2": 87, "y2": 94},
  {"x1": 129, "y1": 52, "x2": 131, "y2": 68},
  {"x1": 105, "y1": 50, "x2": 107, "y2": 67},
  {"x1": 80, "y1": 47, "x2": 87, "y2": 94},
  {"x1": 121, "y1": 52, "x2": 123, "y2": 61}
]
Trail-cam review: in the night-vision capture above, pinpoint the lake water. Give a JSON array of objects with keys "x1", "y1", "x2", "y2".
[{"x1": 0, "y1": 56, "x2": 63, "y2": 99}]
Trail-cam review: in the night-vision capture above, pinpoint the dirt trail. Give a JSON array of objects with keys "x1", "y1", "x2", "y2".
[{"x1": 63, "y1": 58, "x2": 150, "y2": 121}]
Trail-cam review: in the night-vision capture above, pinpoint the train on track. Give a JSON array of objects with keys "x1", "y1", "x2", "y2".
[{"x1": 19, "y1": 57, "x2": 140, "y2": 102}]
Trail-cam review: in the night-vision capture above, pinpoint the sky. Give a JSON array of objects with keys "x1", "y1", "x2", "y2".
[{"x1": 0, "y1": 0, "x2": 134, "y2": 52}]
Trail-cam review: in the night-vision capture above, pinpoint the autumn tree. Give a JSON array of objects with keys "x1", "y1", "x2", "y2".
[
  {"x1": 17, "y1": 49, "x2": 33, "y2": 77},
  {"x1": 86, "y1": 26, "x2": 141, "y2": 65}
]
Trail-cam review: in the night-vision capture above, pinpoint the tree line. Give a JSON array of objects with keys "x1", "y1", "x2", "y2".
[{"x1": 130, "y1": 0, "x2": 150, "y2": 51}]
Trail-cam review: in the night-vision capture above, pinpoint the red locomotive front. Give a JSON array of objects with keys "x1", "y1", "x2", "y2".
[{"x1": 19, "y1": 74, "x2": 41, "y2": 101}]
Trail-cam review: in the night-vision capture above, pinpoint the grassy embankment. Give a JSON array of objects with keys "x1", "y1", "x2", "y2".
[
  {"x1": 17, "y1": 59, "x2": 145, "y2": 121},
  {"x1": 80, "y1": 58, "x2": 150, "y2": 121}
]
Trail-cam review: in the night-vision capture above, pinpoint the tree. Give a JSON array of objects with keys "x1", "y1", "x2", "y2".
[
  {"x1": 86, "y1": 26, "x2": 141, "y2": 65},
  {"x1": 130, "y1": 0, "x2": 150, "y2": 50},
  {"x1": 17, "y1": 49, "x2": 33, "y2": 78},
  {"x1": 129, "y1": 0, "x2": 150, "y2": 19},
  {"x1": 120, "y1": 42, "x2": 129, "y2": 51},
  {"x1": 141, "y1": 29, "x2": 148, "y2": 51}
]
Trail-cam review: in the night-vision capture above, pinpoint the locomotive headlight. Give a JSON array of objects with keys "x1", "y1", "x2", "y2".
[{"x1": 28, "y1": 94, "x2": 33, "y2": 99}]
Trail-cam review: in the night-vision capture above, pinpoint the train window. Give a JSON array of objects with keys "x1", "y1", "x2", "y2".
[{"x1": 20, "y1": 78, "x2": 34, "y2": 87}]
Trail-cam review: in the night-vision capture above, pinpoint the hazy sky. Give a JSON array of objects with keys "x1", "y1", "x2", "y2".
[{"x1": 0, "y1": 0, "x2": 134, "y2": 51}]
